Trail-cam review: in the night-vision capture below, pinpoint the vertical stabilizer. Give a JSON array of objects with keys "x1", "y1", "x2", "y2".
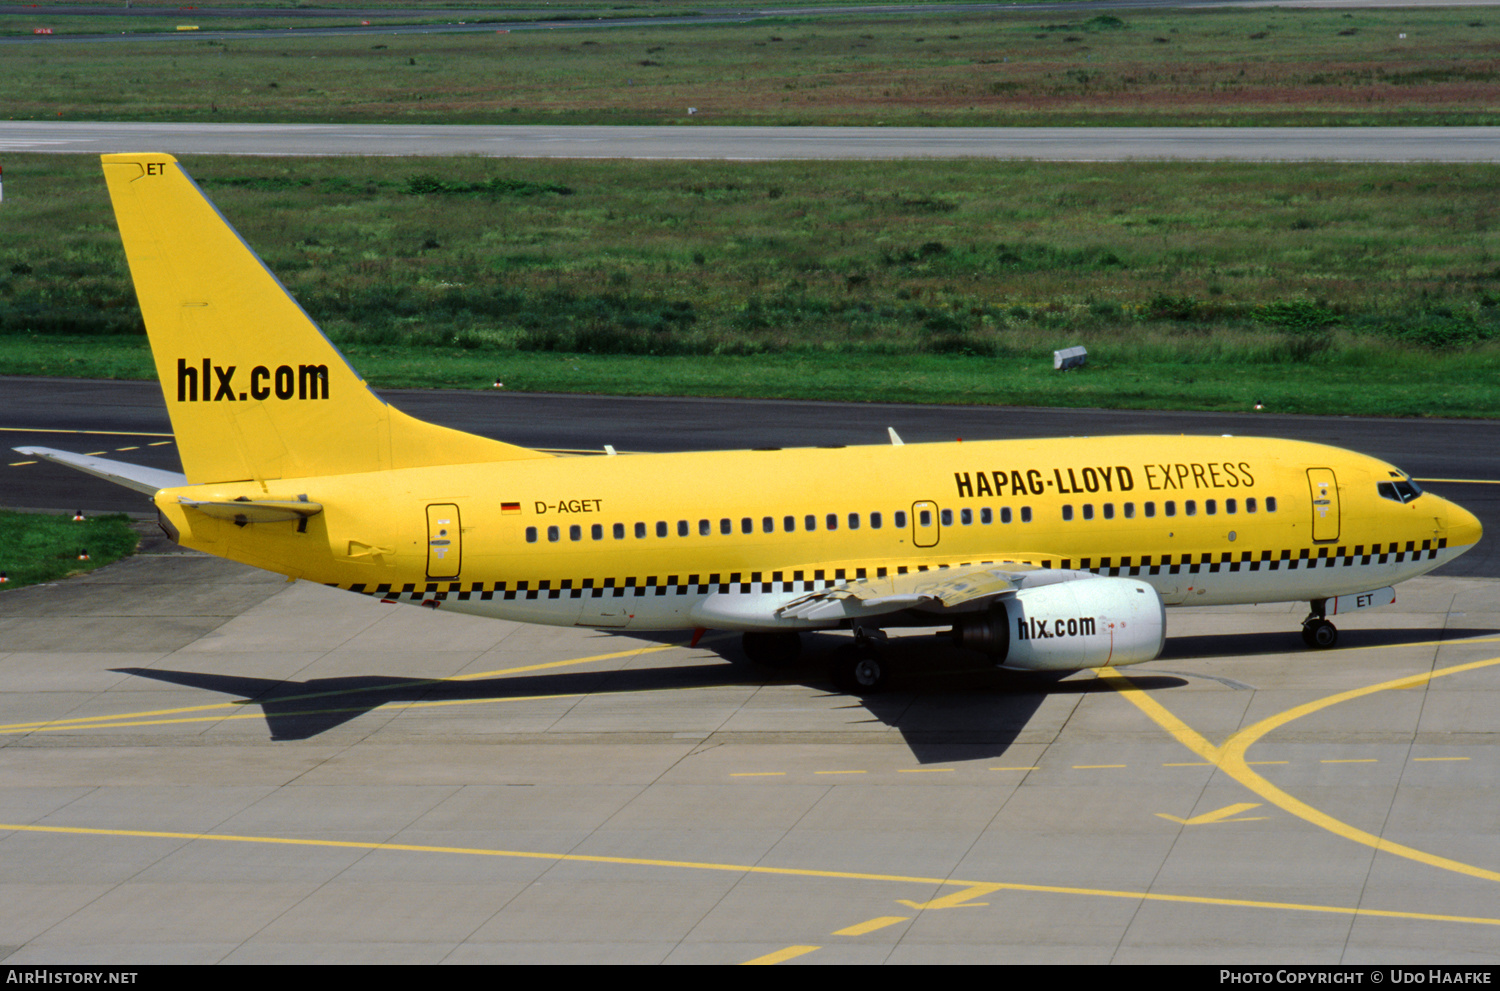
[{"x1": 102, "y1": 153, "x2": 549, "y2": 484}]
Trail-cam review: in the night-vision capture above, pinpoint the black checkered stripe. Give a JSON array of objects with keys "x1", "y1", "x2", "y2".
[
  {"x1": 329, "y1": 538, "x2": 1445, "y2": 602},
  {"x1": 340, "y1": 568, "x2": 872, "y2": 602},
  {"x1": 1061, "y1": 538, "x2": 1445, "y2": 577}
]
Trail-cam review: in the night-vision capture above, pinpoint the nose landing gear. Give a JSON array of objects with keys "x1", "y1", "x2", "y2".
[
  {"x1": 1302, "y1": 599, "x2": 1338, "y2": 649},
  {"x1": 1302, "y1": 619, "x2": 1338, "y2": 649}
]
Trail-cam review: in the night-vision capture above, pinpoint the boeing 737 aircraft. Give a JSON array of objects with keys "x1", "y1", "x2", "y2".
[{"x1": 17, "y1": 154, "x2": 1484, "y2": 692}]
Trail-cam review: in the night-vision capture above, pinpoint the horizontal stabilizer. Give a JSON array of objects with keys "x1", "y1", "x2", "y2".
[
  {"x1": 178, "y1": 497, "x2": 324, "y2": 524},
  {"x1": 13, "y1": 446, "x2": 188, "y2": 496}
]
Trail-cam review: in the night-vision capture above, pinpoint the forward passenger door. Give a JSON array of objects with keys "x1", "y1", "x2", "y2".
[
  {"x1": 912, "y1": 500, "x2": 941, "y2": 548},
  {"x1": 1307, "y1": 469, "x2": 1340, "y2": 542}
]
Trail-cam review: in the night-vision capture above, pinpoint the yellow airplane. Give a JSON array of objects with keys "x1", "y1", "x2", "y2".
[{"x1": 16, "y1": 153, "x2": 1485, "y2": 692}]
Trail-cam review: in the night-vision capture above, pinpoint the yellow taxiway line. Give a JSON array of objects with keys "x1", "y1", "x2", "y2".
[
  {"x1": 3, "y1": 820, "x2": 1499, "y2": 933},
  {"x1": 1099, "y1": 647, "x2": 1500, "y2": 886},
  {"x1": 6, "y1": 634, "x2": 1500, "y2": 964}
]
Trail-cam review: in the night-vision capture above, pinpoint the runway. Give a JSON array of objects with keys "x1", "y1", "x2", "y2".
[{"x1": 4, "y1": 122, "x2": 1500, "y2": 162}]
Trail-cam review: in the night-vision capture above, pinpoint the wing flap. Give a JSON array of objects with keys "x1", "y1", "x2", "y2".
[{"x1": 776, "y1": 562, "x2": 1093, "y2": 623}]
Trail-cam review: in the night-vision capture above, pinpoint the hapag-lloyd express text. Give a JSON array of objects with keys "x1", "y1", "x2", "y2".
[{"x1": 952, "y1": 462, "x2": 1258, "y2": 499}]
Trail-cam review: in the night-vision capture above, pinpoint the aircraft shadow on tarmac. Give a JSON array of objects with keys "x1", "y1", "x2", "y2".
[
  {"x1": 110, "y1": 636, "x2": 1177, "y2": 764},
  {"x1": 1158, "y1": 626, "x2": 1500, "y2": 660},
  {"x1": 109, "y1": 625, "x2": 1493, "y2": 762}
]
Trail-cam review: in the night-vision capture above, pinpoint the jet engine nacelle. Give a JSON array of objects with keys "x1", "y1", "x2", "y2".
[{"x1": 952, "y1": 577, "x2": 1165, "y2": 670}]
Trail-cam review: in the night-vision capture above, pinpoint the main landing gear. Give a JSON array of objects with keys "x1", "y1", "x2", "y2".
[
  {"x1": 741, "y1": 631, "x2": 802, "y2": 668},
  {"x1": 829, "y1": 628, "x2": 891, "y2": 694},
  {"x1": 740, "y1": 628, "x2": 894, "y2": 693},
  {"x1": 1301, "y1": 600, "x2": 1338, "y2": 649}
]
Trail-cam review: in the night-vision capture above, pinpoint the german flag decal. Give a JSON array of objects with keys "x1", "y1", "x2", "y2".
[{"x1": 502, "y1": 502, "x2": 521, "y2": 514}]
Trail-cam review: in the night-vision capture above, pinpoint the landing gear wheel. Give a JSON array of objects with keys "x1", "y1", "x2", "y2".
[
  {"x1": 741, "y1": 631, "x2": 802, "y2": 668},
  {"x1": 830, "y1": 643, "x2": 889, "y2": 694},
  {"x1": 1301, "y1": 620, "x2": 1338, "y2": 649}
]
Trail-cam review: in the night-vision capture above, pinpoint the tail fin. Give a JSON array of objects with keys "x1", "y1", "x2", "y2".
[{"x1": 102, "y1": 153, "x2": 549, "y2": 485}]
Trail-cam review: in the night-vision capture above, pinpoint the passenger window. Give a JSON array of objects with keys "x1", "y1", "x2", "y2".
[
  {"x1": 895, "y1": 510, "x2": 907, "y2": 528},
  {"x1": 1246, "y1": 498, "x2": 1257, "y2": 513},
  {"x1": 1103, "y1": 504, "x2": 1114, "y2": 520},
  {"x1": 1000, "y1": 507, "x2": 1012, "y2": 524},
  {"x1": 1123, "y1": 503, "x2": 1135, "y2": 519},
  {"x1": 656, "y1": 521, "x2": 668, "y2": 538},
  {"x1": 548, "y1": 526, "x2": 560, "y2": 542},
  {"x1": 849, "y1": 513, "x2": 860, "y2": 530},
  {"x1": 742, "y1": 518, "x2": 754, "y2": 534},
  {"x1": 720, "y1": 518, "x2": 732, "y2": 535},
  {"x1": 1267, "y1": 497, "x2": 1278, "y2": 512},
  {"x1": 980, "y1": 507, "x2": 992, "y2": 524},
  {"x1": 784, "y1": 516, "x2": 796, "y2": 532},
  {"x1": 805, "y1": 515, "x2": 817, "y2": 531},
  {"x1": 1164, "y1": 501, "x2": 1177, "y2": 517},
  {"x1": 961, "y1": 508, "x2": 973, "y2": 525},
  {"x1": 1145, "y1": 502, "x2": 1156, "y2": 518},
  {"x1": 635, "y1": 522, "x2": 647, "y2": 538},
  {"x1": 613, "y1": 522, "x2": 625, "y2": 539},
  {"x1": 1082, "y1": 504, "x2": 1094, "y2": 520},
  {"x1": 919, "y1": 510, "x2": 931, "y2": 527},
  {"x1": 1226, "y1": 499, "x2": 1236, "y2": 514},
  {"x1": 591, "y1": 524, "x2": 603, "y2": 540},
  {"x1": 698, "y1": 519, "x2": 710, "y2": 536},
  {"x1": 826, "y1": 513, "x2": 838, "y2": 531},
  {"x1": 1205, "y1": 499, "x2": 1216, "y2": 515},
  {"x1": 1021, "y1": 507, "x2": 1032, "y2": 523},
  {"x1": 871, "y1": 512, "x2": 883, "y2": 529},
  {"x1": 678, "y1": 520, "x2": 689, "y2": 537},
  {"x1": 763, "y1": 516, "x2": 774, "y2": 533},
  {"x1": 526, "y1": 527, "x2": 538, "y2": 543},
  {"x1": 940, "y1": 508, "x2": 953, "y2": 526},
  {"x1": 570, "y1": 524, "x2": 582, "y2": 541},
  {"x1": 1063, "y1": 505, "x2": 1074, "y2": 521},
  {"x1": 1185, "y1": 500, "x2": 1197, "y2": 516}
]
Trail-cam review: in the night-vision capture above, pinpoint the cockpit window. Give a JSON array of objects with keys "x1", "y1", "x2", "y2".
[{"x1": 1378, "y1": 479, "x2": 1423, "y2": 504}]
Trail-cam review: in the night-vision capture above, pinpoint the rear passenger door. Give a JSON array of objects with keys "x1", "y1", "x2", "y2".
[{"x1": 426, "y1": 503, "x2": 461, "y2": 579}]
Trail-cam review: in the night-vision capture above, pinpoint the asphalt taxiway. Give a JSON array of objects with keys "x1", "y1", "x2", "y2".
[
  {"x1": 0, "y1": 536, "x2": 1497, "y2": 962},
  {"x1": 2, "y1": 383, "x2": 1499, "y2": 963}
]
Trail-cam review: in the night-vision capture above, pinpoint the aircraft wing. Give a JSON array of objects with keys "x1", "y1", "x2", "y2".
[
  {"x1": 773, "y1": 561, "x2": 1090, "y2": 623},
  {"x1": 13, "y1": 446, "x2": 188, "y2": 496}
]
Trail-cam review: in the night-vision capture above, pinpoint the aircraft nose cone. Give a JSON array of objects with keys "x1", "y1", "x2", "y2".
[{"x1": 1445, "y1": 500, "x2": 1483, "y2": 550}]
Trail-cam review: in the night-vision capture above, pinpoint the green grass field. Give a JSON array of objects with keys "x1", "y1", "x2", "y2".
[
  {"x1": 0, "y1": 511, "x2": 140, "y2": 591},
  {"x1": 2, "y1": 5, "x2": 1498, "y2": 417},
  {"x1": 4, "y1": 7, "x2": 1498, "y2": 126},
  {"x1": 2, "y1": 153, "x2": 1498, "y2": 417}
]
